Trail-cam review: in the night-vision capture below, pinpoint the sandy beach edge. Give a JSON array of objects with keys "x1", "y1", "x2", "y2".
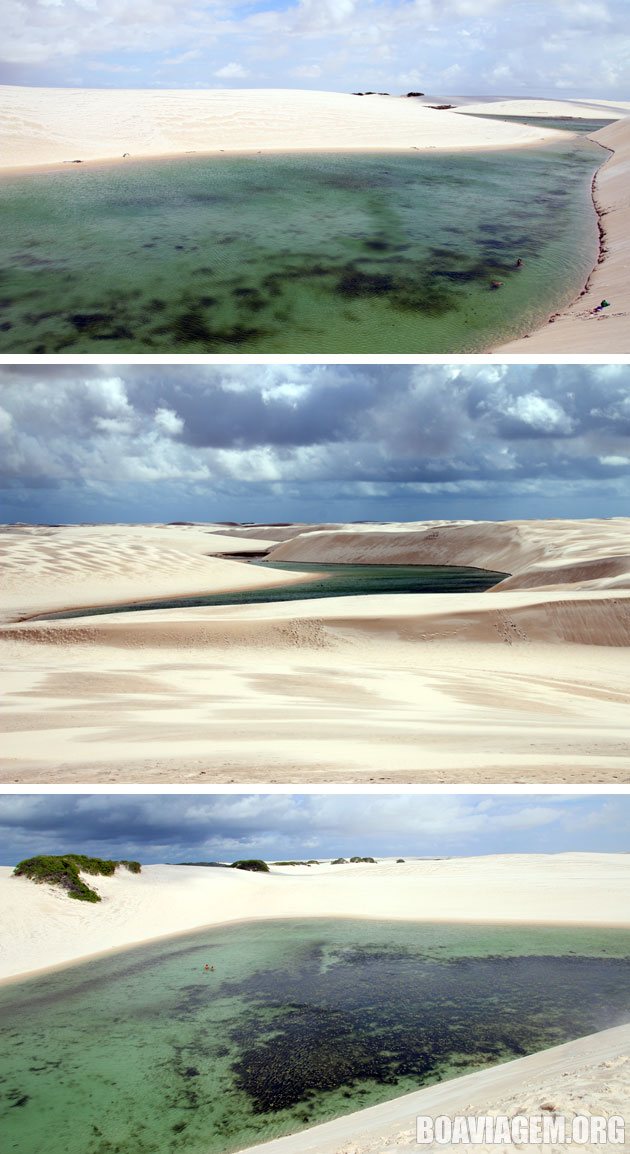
[
  {"x1": 494, "y1": 116, "x2": 630, "y2": 352},
  {"x1": 9, "y1": 564, "x2": 328, "y2": 626},
  {"x1": 491, "y1": 134, "x2": 614, "y2": 351},
  {"x1": 0, "y1": 134, "x2": 573, "y2": 181}
]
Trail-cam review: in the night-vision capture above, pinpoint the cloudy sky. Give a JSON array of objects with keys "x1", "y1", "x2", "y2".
[
  {"x1": 1, "y1": 362, "x2": 630, "y2": 523},
  {"x1": 3, "y1": 0, "x2": 629, "y2": 97},
  {"x1": 1, "y1": 793, "x2": 628, "y2": 864}
]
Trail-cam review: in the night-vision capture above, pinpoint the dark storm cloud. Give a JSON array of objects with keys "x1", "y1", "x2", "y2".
[
  {"x1": 1, "y1": 794, "x2": 628, "y2": 865},
  {"x1": 124, "y1": 364, "x2": 394, "y2": 449},
  {"x1": 0, "y1": 363, "x2": 629, "y2": 520}
]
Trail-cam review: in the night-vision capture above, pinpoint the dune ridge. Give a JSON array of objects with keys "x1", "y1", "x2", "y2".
[
  {"x1": 0, "y1": 87, "x2": 570, "y2": 171},
  {"x1": 266, "y1": 519, "x2": 630, "y2": 592}
]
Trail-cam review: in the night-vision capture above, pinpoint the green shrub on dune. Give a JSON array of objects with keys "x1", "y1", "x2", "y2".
[
  {"x1": 271, "y1": 860, "x2": 322, "y2": 866},
  {"x1": 13, "y1": 854, "x2": 142, "y2": 902},
  {"x1": 230, "y1": 859, "x2": 270, "y2": 873}
]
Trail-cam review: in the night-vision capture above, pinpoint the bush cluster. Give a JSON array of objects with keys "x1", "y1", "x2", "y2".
[
  {"x1": 230, "y1": 859, "x2": 270, "y2": 873},
  {"x1": 13, "y1": 854, "x2": 142, "y2": 902}
]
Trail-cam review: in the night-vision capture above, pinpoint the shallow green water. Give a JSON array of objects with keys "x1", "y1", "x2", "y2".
[
  {"x1": 0, "y1": 139, "x2": 600, "y2": 352},
  {"x1": 1, "y1": 919, "x2": 629, "y2": 1154},
  {"x1": 39, "y1": 562, "x2": 507, "y2": 620}
]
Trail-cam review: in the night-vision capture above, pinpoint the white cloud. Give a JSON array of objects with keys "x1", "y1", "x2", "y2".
[
  {"x1": 214, "y1": 61, "x2": 249, "y2": 79},
  {"x1": 1, "y1": 364, "x2": 629, "y2": 521},
  {"x1": 504, "y1": 393, "x2": 575, "y2": 435},
  {"x1": 2, "y1": 0, "x2": 629, "y2": 96},
  {"x1": 154, "y1": 407, "x2": 184, "y2": 435}
]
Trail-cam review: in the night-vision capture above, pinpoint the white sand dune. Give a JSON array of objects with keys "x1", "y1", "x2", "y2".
[
  {"x1": 0, "y1": 86, "x2": 567, "y2": 171},
  {"x1": 267, "y1": 519, "x2": 630, "y2": 592},
  {"x1": 0, "y1": 522, "x2": 300, "y2": 622},
  {"x1": 1, "y1": 521, "x2": 629, "y2": 784}
]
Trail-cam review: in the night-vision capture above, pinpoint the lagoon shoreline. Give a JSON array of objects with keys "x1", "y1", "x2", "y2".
[
  {"x1": 496, "y1": 117, "x2": 630, "y2": 352},
  {"x1": 2, "y1": 855, "x2": 629, "y2": 983},
  {"x1": 2, "y1": 858, "x2": 628, "y2": 1154},
  {"x1": 1, "y1": 88, "x2": 627, "y2": 352}
]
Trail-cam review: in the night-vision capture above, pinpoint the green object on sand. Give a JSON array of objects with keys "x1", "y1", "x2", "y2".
[{"x1": 13, "y1": 854, "x2": 141, "y2": 901}]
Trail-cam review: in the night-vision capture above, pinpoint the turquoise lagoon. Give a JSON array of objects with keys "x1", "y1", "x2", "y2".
[
  {"x1": 0, "y1": 136, "x2": 600, "y2": 353},
  {"x1": 39, "y1": 562, "x2": 508, "y2": 620},
  {"x1": 2, "y1": 918, "x2": 630, "y2": 1154}
]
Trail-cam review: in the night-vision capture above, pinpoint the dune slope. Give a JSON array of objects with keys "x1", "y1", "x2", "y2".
[{"x1": 0, "y1": 87, "x2": 566, "y2": 170}]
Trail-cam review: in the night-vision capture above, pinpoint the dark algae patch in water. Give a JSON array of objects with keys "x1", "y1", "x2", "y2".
[
  {"x1": 1, "y1": 920, "x2": 629, "y2": 1154},
  {"x1": 225, "y1": 948, "x2": 630, "y2": 1114},
  {"x1": 0, "y1": 141, "x2": 599, "y2": 353}
]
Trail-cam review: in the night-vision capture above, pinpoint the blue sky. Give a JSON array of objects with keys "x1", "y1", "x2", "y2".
[
  {"x1": 2, "y1": 1, "x2": 629, "y2": 96},
  {"x1": 1, "y1": 363, "x2": 630, "y2": 523},
  {"x1": 1, "y1": 793, "x2": 628, "y2": 864}
]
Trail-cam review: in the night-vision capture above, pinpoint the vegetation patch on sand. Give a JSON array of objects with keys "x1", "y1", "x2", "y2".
[
  {"x1": 13, "y1": 854, "x2": 141, "y2": 902},
  {"x1": 230, "y1": 859, "x2": 270, "y2": 873}
]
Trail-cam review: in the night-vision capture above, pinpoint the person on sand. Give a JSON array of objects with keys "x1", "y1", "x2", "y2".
[{"x1": 592, "y1": 299, "x2": 611, "y2": 313}]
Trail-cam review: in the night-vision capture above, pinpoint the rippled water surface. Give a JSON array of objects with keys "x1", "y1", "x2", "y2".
[
  {"x1": 2, "y1": 918, "x2": 629, "y2": 1154},
  {"x1": 0, "y1": 139, "x2": 600, "y2": 352}
]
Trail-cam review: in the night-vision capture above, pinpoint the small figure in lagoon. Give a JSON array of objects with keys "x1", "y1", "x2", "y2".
[
  {"x1": 490, "y1": 280, "x2": 504, "y2": 289},
  {"x1": 515, "y1": 258, "x2": 523, "y2": 267}
]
